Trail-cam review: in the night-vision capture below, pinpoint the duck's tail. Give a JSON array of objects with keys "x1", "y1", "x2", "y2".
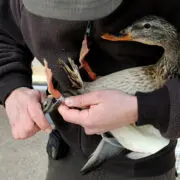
[{"x1": 80, "y1": 137, "x2": 123, "y2": 175}]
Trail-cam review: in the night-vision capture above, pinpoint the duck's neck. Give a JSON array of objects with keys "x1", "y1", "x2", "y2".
[{"x1": 155, "y1": 41, "x2": 180, "y2": 79}]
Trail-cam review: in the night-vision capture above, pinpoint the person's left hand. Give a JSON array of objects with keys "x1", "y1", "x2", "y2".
[{"x1": 58, "y1": 90, "x2": 138, "y2": 135}]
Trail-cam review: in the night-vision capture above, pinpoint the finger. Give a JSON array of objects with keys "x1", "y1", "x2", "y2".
[
  {"x1": 28, "y1": 102, "x2": 52, "y2": 131},
  {"x1": 20, "y1": 124, "x2": 41, "y2": 139},
  {"x1": 32, "y1": 123, "x2": 41, "y2": 133},
  {"x1": 25, "y1": 124, "x2": 41, "y2": 139},
  {"x1": 64, "y1": 91, "x2": 101, "y2": 108},
  {"x1": 12, "y1": 122, "x2": 40, "y2": 140},
  {"x1": 40, "y1": 92, "x2": 47, "y2": 102},
  {"x1": 84, "y1": 128, "x2": 96, "y2": 135},
  {"x1": 20, "y1": 110, "x2": 41, "y2": 136},
  {"x1": 58, "y1": 104, "x2": 90, "y2": 126},
  {"x1": 84, "y1": 128, "x2": 104, "y2": 135}
]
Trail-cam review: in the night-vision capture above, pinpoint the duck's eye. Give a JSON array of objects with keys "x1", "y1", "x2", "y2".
[{"x1": 144, "y1": 23, "x2": 151, "y2": 29}]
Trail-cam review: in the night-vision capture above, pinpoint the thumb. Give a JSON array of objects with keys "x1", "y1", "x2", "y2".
[{"x1": 65, "y1": 92, "x2": 101, "y2": 108}]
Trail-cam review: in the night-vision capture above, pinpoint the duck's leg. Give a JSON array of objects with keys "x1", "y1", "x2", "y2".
[
  {"x1": 44, "y1": 59, "x2": 62, "y2": 99},
  {"x1": 79, "y1": 36, "x2": 97, "y2": 80},
  {"x1": 58, "y1": 57, "x2": 84, "y2": 89}
]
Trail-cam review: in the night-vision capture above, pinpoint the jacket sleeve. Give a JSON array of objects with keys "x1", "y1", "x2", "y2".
[
  {"x1": 136, "y1": 78, "x2": 180, "y2": 139},
  {"x1": 0, "y1": 1, "x2": 34, "y2": 105}
]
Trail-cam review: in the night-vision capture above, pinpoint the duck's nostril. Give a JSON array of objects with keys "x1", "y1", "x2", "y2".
[
  {"x1": 118, "y1": 33, "x2": 125, "y2": 37},
  {"x1": 114, "y1": 32, "x2": 120, "y2": 36},
  {"x1": 118, "y1": 30, "x2": 126, "y2": 36}
]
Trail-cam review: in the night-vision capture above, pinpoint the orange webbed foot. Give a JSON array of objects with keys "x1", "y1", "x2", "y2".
[
  {"x1": 79, "y1": 36, "x2": 97, "y2": 81},
  {"x1": 44, "y1": 59, "x2": 62, "y2": 99},
  {"x1": 80, "y1": 59, "x2": 97, "y2": 80}
]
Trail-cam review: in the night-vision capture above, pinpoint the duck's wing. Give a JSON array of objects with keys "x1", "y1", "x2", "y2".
[
  {"x1": 81, "y1": 138, "x2": 123, "y2": 175},
  {"x1": 83, "y1": 65, "x2": 163, "y2": 95}
]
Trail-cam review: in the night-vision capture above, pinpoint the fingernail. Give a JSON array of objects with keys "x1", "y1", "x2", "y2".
[
  {"x1": 44, "y1": 128, "x2": 52, "y2": 134},
  {"x1": 65, "y1": 98, "x2": 73, "y2": 106}
]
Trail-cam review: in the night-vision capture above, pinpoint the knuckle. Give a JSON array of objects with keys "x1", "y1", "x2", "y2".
[
  {"x1": 24, "y1": 123, "x2": 35, "y2": 133},
  {"x1": 12, "y1": 128, "x2": 19, "y2": 139},
  {"x1": 29, "y1": 112, "x2": 38, "y2": 121},
  {"x1": 32, "y1": 103, "x2": 42, "y2": 112},
  {"x1": 12, "y1": 133, "x2": 19, "y2": 140},
  {"x1": 18, "y1": 135, "x2": 27, "y2": 140},
  {"x1": 28, "y1": 107, "x2": 47, "y2": 130},
  {"x1": 19, "y1": 131, "x2": 31, "y2": 140},
  {"x1": 95, "y1": 91, "x2": 103, "y2": 100},
  {"x1": 27, "y1": 90, "x2": 41, "y2": 101},
  {"x1": 12, "y1": 131, "x2": 26, "y2": 140},
  {"x1": 79, "y1": 96, "x2": 85, "y2": 107},
  {"x1": 61, "y1": 115, "x2": 68, "y2": 122},
  {"x1": 35, "y1": 118, "x2": 49, "y2": 130},
  {"x1": 33, "y1": 90, "x2": 40, "y2": 97},
  {"x1": 85, "y1": 128, "x2": 91, "y2": 135},
  {"x1": 81, "y1": 111, "x2": 92, "y2": 127},
  {"x1": 41, "y1": 123, "x2": 49, "y2": 130},
  {"x1": 84, "y1": 120, "x2": 92, "y2": 128},
  {"x1": 85, "y1": 128, "x2": 95, "y2": 135},
  {"x1": 28, "y1": 89, "x2": 39, "y2": 95}
]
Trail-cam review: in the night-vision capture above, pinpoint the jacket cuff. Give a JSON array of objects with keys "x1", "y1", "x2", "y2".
[
  {"x1": 0, "y1": 73, "x2": 33, "y2": 105},
  {"x1": 135, "y1": 86, "x2": 170, "y2": 133}
]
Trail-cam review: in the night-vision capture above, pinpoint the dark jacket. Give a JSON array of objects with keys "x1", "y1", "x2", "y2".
[{"x1": 0, "y1": 0, "x2": 180, "y2": 177}]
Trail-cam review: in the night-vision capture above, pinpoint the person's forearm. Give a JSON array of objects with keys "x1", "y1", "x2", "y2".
[
  {"x1": 0, "y1": 30, "x2": 34, "y2": 105},
  {"x1": 135, "y1": 78, "x2": 180, "y2": 139},
  {"x1": 163, "y1": 78, "x2": 180, "y2": 139},
  {"x1": 0, "y1": 1, "x2": 34, "y2": 105},
  {"x1": 136, "y1": 86, "x2": 170, "y2": 134}
]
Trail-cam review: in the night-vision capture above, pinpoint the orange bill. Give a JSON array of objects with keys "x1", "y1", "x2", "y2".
[{"x1": 101, "y1": 33, "x2": 132, "y2": 41}]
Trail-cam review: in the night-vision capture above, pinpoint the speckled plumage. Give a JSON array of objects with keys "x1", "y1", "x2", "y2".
[{"x1": 59, "y1": 16, "x2": 180, "y2": 174}]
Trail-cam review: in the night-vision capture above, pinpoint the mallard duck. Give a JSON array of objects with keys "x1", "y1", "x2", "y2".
[{"x1": 44, "y1": 16, "x2": 180, "y2": 174}]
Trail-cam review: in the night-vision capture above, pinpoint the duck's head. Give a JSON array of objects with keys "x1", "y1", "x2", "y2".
[{"x1": 102, "y1": 16, "x2": 178, "y2": 49}]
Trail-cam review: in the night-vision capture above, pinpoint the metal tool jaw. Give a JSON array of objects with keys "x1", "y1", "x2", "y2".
[{"x1": 42, "y1": 96, "x2": 65, "y2": 114}]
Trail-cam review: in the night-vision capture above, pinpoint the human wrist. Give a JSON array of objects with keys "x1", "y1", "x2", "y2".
[
  {"x1": 135, "y1": 86, "x2": 170, "y2": 132},
  {"x1": 0, "y1": 73, "x2": 32, "y2": 106},
  {"x1": 5, "y1": 87, "x2": 32, "y2": 107}
]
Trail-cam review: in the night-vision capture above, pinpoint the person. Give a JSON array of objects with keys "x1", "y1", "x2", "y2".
[{"x1": 1, "y1": 0, "x2": 180, "y2": 179}]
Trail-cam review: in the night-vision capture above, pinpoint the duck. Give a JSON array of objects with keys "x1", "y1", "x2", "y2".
[{"x1": 44, "y1": 16, "x2": 180, "y2": 174}]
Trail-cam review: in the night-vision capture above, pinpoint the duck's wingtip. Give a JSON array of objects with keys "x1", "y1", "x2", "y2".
[{"x1": 80, "y1": 160, "x2": 102, "y2": 175}]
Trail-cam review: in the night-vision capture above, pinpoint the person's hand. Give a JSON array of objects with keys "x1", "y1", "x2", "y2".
[
  {"x1": 58, "y1": 90, "x2": 138, "y2": 135},
  {"x1": 5, "y1": 87, "x2": 52, "y2": 140}
]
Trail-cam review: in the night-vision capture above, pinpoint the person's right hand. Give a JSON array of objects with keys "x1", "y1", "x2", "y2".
[{"x1": 5, "y1": 87, "x2": 52, "y2": 140}]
